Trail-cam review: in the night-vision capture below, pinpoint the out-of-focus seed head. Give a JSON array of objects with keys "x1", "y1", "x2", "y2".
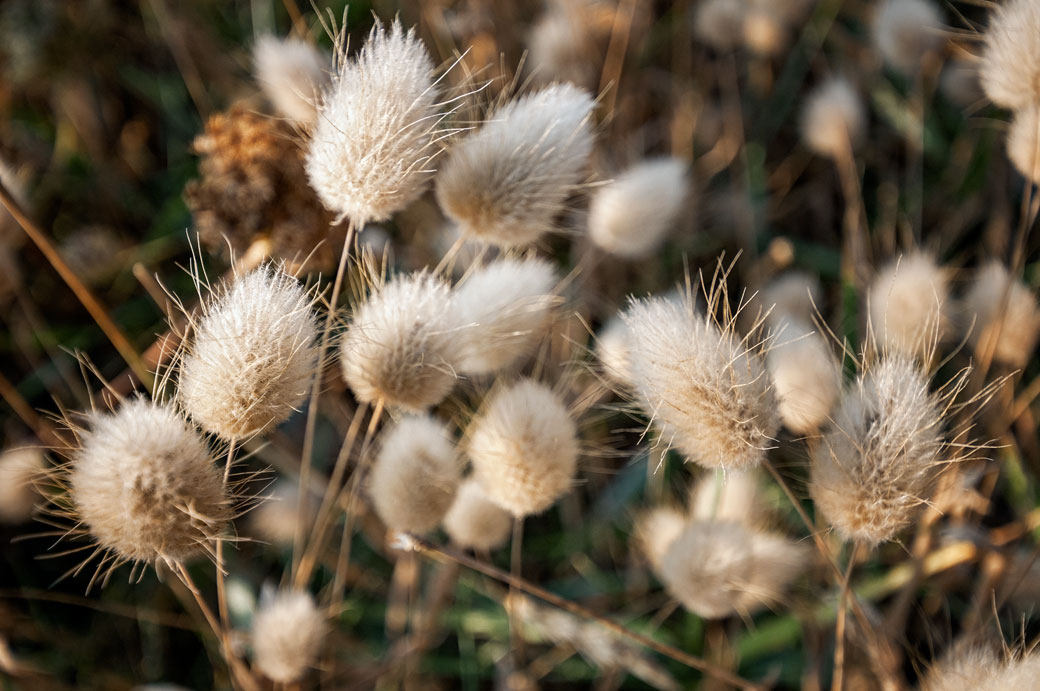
[
  {"x1": 810, "y1": 356, "x2": 943, "y2": 545},
  {"x1": 450, "y1": 256, "x2": 559, "y2": 375},
  {"x1": 622, "y1": 295, "x2": 779, "y2": 470},
  {"x1": 340, "y1": 271, "x2": 459, "y2": 411},
  {"x1": 1007, "y1": 104, "x2": 1040, "y2": 184},
  {"x1": 306, "y1": 20, "x2": 447, "y2": 223},
  {"x1": 941, "y1": 59, "x2": 982, "y2": 107},
  {"x1": 688, "y1": 469, "x2": 760, "y2": 524},
  {"x1": 980, "y1": 0, "x2": 1040, "y2": 110},
  {"x1": 369, "y1": 415, "x2": 460, "y2": 535},
  {"x1": 527, "y1": 0, "x2": 615, "y2": 90},
  {"x1": 634, "y1": 506, "x2": 687, "y2": 571},
  {"x1": 868, "y1": 253, "x2": 949, "y2": 360},
  {"x1": 963, "y1": 261, "x2": 1040, "y2": 368},
  {"x1": 588, "y1": 157, "x2": 689, "y2": 259},
  {"x1": 0, "y1": 446, "x2": 45, "y2": 524},
  {"x1": 249, "y1": 480, "x2": 316, "y2": 547},
  {"x1": 467, "y1": 379, "x2": 579, "y2": 518},
  {"x1": 252, "y1": 35, "x2": 327, "y2": 126},
  {"x1": 442, "y1": 477, "x2": 514, "y2": 550},
  {"x1": 742, "y1": 6, "x2": 788, "y2": 58},
  {"x1": 252, "y1": 589, "x2": 327, "y2": 683},
  {"x1": 69, "y1": 398, "x2": 230, "y2": 568},
  {"x1": 692, "y1": 0, "x2": 744, "y2": 52},
  {"x1": 873, "y1": 0, "x2": 945, "y2": 75},
  {"x1": 767, "y1": 322, "x2": 842, "y2": 434},
  {"x1": 801, "y1": 77, "x2": 866, "y2": 160},
  {"x1": 759, "y1": 271, "x2": 821, "y2": 328},
  {"x1": 595, "y1": 315, "x2": 634, "y2": 388},
  {"x1": 435, "y1": 84, "x2": 596, "y2": 248},
  {"x1": 178, "y1": 265, "x2": 319, "y2": 440}
]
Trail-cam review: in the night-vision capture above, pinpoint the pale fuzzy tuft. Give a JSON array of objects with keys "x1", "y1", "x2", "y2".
[
  {"x1": 872, "y1": 0, "x2": 945, "y2": 75},
  {"x1": 868, "y1": 253, "x2": 949, "y2": 360},
  {"x1": 760, "y1": 271, "x2": 821, "y2": 327},
  {"x1": 441, "y1": 478, "x2": 514, "y2": 550},
  {"x1": 527, "y1": 1, "x2": 613, "y2": 90},
  {"x1": 70, "y1": 398, "x2": 229, "y2": 566},
  {"x1": 1007, "y1": 104, "x2": 1040, "y2": 184},
  {"x1": 622, "y1": 296, "x2": 780, "y2": 470},
  {"x1": 306, "y1": 21, "x2": 445, "y2": 222},
  {"x1": 0, "y1": 447, "x2": 45, "y2": 524},
  {"x1": 658, "y1": 520, "x2": 807, "y2": 618},
  {"x1": 249, "y1": 480, "x2": 315, "y2": 547},
  {"x1": 179, "y1": 265, "x2": 319, "y2": 440},
  {"x1": 810, "y1": 356, "x2": 943, "y2": 545},
  {"x1": 692, "y1": 0, "x2": 744, "y2": 52},
  {"x1": 368, "y1": 415, "x2": 460, "y2": 534},
  {"x1": 587, "y1": 157, "x2": 689, "y2": 259},
  {"x1": 742, "y1": 7, "x2": 788, "y2": 58},
  {"x1": 688, "y1": 470, "x2": 759, "y2": 524},
  {"x1": 450, "y1": 256, "x2": 559, "y2": 375},
  {"x1": 252, "y1": 590, "x2": 327, "y2": 683},
  {"x1": 340, "y1": 271, "x2": 459, "y2": 411},
  {"x1": 253, "y1": 35, "x2": 327, "y2": 125},
  {"x1": 940, "y1": 59, "x2": 982, "y2": 107},
  {"x1": 921, "y1": 646, "x2": 1040, "y2": 691},
  {"x1": 595, "y1": 315, "x2": 634, "y2": 388},
  {"x1": 980, "y1": 0, "x2": 1040, "y2": 110},
  {"x1": 963, "y1": 261, "x2": 1040, "y2": 368},
  {"x1": 634, "y1": 506, "x2": 687, "y2": 571},
  {"x1": 801, "y1": 77, "x2": 866, "y2": 160},
  {"x1": 766, "y1": 322, "x2": 842, "y2": 434},
  {"x1": 435, "y1": 84, "x2": 596, "y2": 248},
  {"x1": 467, "y1": 379, "x2": 579, "y2": 518}
]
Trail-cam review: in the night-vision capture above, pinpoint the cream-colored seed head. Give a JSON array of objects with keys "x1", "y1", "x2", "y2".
[
  {"x1": 595, "y1": 315, "x2": 634, "y2": 388},
  {"x1": 810, "y1": 356, "x2": 943, "y2": 545},
  {"x1": 442, "y1": 478, "x2": 514, "y2": 550},
  {"x1": 0, "y1": 447, "x2": 45, "y2": 524},
  {"x1": 801, "y1": 77, "x2": 866, "y2": 160},
  {"x1": 658, "y1": 520, "x2": 807, "y2": 619},
  {"x1": 435, "y1": 83, "x2": 595, "y2": 248},
  {"x1": 767, "y1": 322, "x2": 842, "y2": 434},
  {"x1": 340, "y1": 272, "x2": 459, "y2": 411},
  {"x1": 635, "y1": 506, "x2": 687, "y2": 571},
  {"x1": 868, "y1": 253, "x2": 949, "y2": 360},
  {"x1": 688, "y1": 470, "x2": 759, "y2": 524},
  {"x1": 693, "y1": 0, "x2": 744, "y2": 52},
  {"x1": 369, "y1": 415, "x2": 460, "y2": 534},
  {"x1": 760, "y1": 271, "x2": 821, "y2": 328},
  {"x1": 252, "y1": 590, "x2": 327, "y2": 683},
  {"x1": 179, "y1": 265, "x2": 319, "y2": 440},
  {"x1": 450, "y1": 256, "x2": 558, "y2": 375},
  {"x1": 306, "y1": 20, "x2": 445, "y2": 222},
  {"x1": 623, "y1": 296, "x2": 779, "y2": 470},
  {"x1": 742, "y1": 7, "x2": 788, "y2": 58},
  {"x1": 963, "y1": 261, "x2": 1040, "y2": 368},
  {"x1": 249, "y1": 480, "x2": 315, "y2": 547},
  {"x1": 921, "y1": 646, "x2": 1040, "y2": 691},
  {"x1": 253, "y1": 35, "x2": 327, "y2": 126},
  {"x1": 467, "y1": 379, "x2": 579, "y2": 518},
  {"x1": 1007, "y1": 104, "x2": 1040, "y2": 184},
  {"x1": 70, "y1": 399, "x2": 229, "y2": 566},
  {"x1": 873, "y1": 0, "x2": 945, "y2": 75},
  {"x1": 588, "y1": 157, "x2": 689, "y2": 259},
  {"x1": 980, "y1": 0, "x2": 1040, "y2": 110}
]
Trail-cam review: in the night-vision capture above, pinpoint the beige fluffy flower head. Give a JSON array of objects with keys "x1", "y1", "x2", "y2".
[
  {"x1": 810, "y1": 356, "x2": 944, "y2": 545},
  {"x1": 253, "y1": 34, "x2": 327, "y2": 126},
  {"x1": 1007, "y1": 104, "x2": 1040, "y2": 184},
  {"x1": 963, "y1": 261, "x2": 1040, "y2": 368},
  {"x1": 868, "y1": 253, "x2": 949, "y2": 360},
  {"x1": 369, "y1": 415, "x2": 461, "y2": 535},
  {"x1": 306, "y1": 20, "x2": 446, "y2": 223},
  {"x1": 873, "y1": 0, "x2": 945, "y2": 75},
  {"x1": 693, "y1": 0, "x2": 744, "y2": 52},
  {"x1": 622, "y1": 294, "x2": 779, "y2": 470},
  {"x1": 766, "y1": 321, "x2": 842, "y2": 434},
  {"x1": 442, "y1": 477, "x2": 514, "y2": 550},
  {"x1": 435, "y1": 83, "x2": 596, "y2": 248},
  {"x1": 921, "y1": 645, "x2": 1040, "y2": 691},
  {"x1": 467, "y1": 379, "x2": 579, "y2": 518},
  {"x1": 252, "y1": 589, "x2": 327, "y2": 683},
  {"x1": 178, "y1": 265, "x2": 319, "y2": 440},
  {"x1": 340, "y1": 271, "x2": 459, "y2": 411},
  {"x1": 980, "y1": 0, "x2": 1040, "y2": 110},
  {"x1": 801, "y1": 77, "x2": 866, "y2": 160},
  {"x1": 0, "y1": 446, "x2": 45, "y2": 524},
  {"x1": 69, "y1": 398, "x2": 229, "y2": 568}
]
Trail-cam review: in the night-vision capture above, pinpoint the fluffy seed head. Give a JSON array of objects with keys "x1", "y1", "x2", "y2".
[
  {"x1": 70, "y1": 399, "x2": 229, "y2": 566},
  {"x1": 588, "y1": 157, "x2": 689, "y2": 259},
  {"x1": 692, "y1": 0, "x2": 744, "y2": 52},
  {"x1": 467, "y1": 379, "x2": 579, "y2": 518},
  {"x1": 178, "y1": 265, "x2": 319, "y2": 440},
  {"x1": 435, "y1": 84, "x2": 596, "y2": 248},
  {"x1": 801, "y1": 77, "x2": 866, "y2": 160},
  {"x1": 252, "y1": 590, "x2": 327, "y2": 683},
  {"x1": 1007, "y1": 104, "x2": 1040, "y2": 184},
  {"x1": 688, "y1": 470, "x2": 759, "y2": 524},
  {"x1": 810, "y1": 356, "x2": 943, "y2": 545},
  {"x1": 873, "y1": 0, "x2": 945, "y2": 75},
  {"x1": 760, "y1": 271, "x2": 821, "y2": 327},
  {"x1": 921, "y1": 646, "x2": 1040, "y2": 691},
  {"x1": 527, "y1": 0, "x2": 614, "y2": 90},
  {"x1": 658, "y1": 520, "x2": 807, "y2": 618},
  {"x1": 980, "y1": 0, "x2": 1040, "y2": 110},
  {"x1": 249, "y1": 480, "x2": 315, "y2": 547},
  {"x1": 450, "y1": 256, "x2": 559, "y2": 375},
  {"x1": 635, "y1": 506, "x2": 687, "y2": 571},
  {"x1": 595, "y1": 315, "x2": 634, "y2": 388},
  {"x1": 963, "y1": 261, "x2": 1040, "y2": 368},
  {"x1": 306, "y1": 21, "x2": 445, "y2": 222},
  {"x1": 340, "y1": 271, "x2": 459, "y2": 411},
  {"x1": 622, "y1": 296, "x2": 780, "y2": 470},
  {"x1": 441, "y1": 478, "x2": 514, "y2": 550},
  {"x1": 868, "y1": 253, "x2": 949, "y2": 360},
  {"x1": 369, "y1": 415, "x2": 460, "y2": 534},
  {"x1": 767, "y1": 322, "x2": 842, "y2": 434},
  {"x1": 742, "y1": 6, "x2": 788, "y2": 58},
  {"x1": 0, "y1": 446, "x2": 45, "y2": 524},
  {"x1": 253, "y1": 35, "x2": 327, "y2": 125}
]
